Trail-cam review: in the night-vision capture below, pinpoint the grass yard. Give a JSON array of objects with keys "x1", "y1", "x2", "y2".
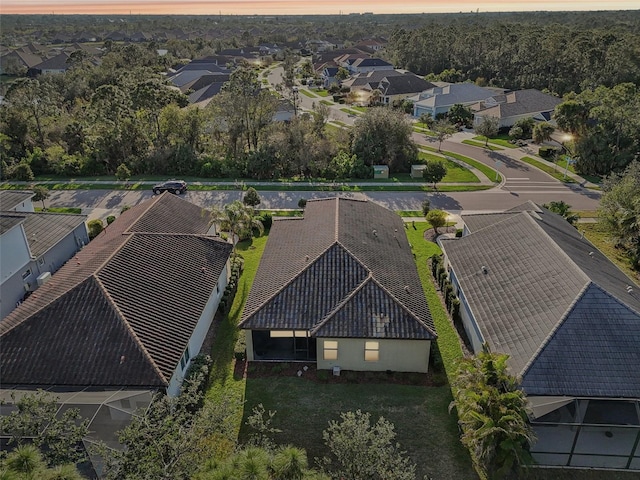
[
  {"x1": 204, "y1": 234, "x2": 269, "y2": 438},
  {"x1": 418, "y1": 152, "x2": 480, "y2": 183},
  {"x1": 319, "y1": 99, "x2": 333, "y2": 106},
  {"x1": 555, "y1": 158, "x2": 602, "y2": 185},
  {"x1": 520, "y1": 156, "x2": 576, "y2": 183},
  {"x1": 422, "y1": 146, "x2": 502, "y2": 183},
  {"x1": 299, "y1": 89, "x2": 317, "y2": 98},
  {"x1": 339, "y1": 107, "x2": 362, "y2": 116},
  {"x1": 34, "y1": 206, "x2": 82, "y2": 214},
  {"x1": 240, "y1": 379, "x2": 477, "y2": 480},
  {"x1": 472, "y1": 135, "x2": 518, "y2": 149},
  {"x1": 462, "y1": 139, "x2": 503, "y2": 151},
  {"x1": 314, "y1": 89, "x2": 330, "y2": 97},
  {"x1": 579, "y1": 223, "x2": 640, "y2": 285}
]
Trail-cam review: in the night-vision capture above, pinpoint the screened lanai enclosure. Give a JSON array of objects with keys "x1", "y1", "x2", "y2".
[
  {"x1": 251, "y1": 330, "x2": 317, "y2": 361},
  {"x1": 0, "y1": 388, "x2": 154, "y2": 477},
  {"x1": 530, "y1": 398, "x2": 640, "y2": 470}
]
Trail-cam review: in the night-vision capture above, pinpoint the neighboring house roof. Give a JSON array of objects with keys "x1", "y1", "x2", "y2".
[
  {"x1": 441, "y1": 203, "x2": 640, "y2": 398},
  {"x1": 240, "y1": 198, "x2": 436, "y2": 340},
  {"x1": 0, "y1": 190, "x2": 33, "y2": 211},
  {"x1": 0, "y1": 215, "x2": 24, "y2": 234},
  {"x1": 377, "y1": 74, "x2": 434, "y2": 96},
  {"x1": 341, "y1": 69, "x2": 403, "y2": 89},
  {"x1": 351, "y1": 57, "x2": 393, "y2": 69},
  {"x1": 188, "y1": 83, "x2": 225, "y2": 105},
  {"x1": 180, "y1": 73, "x2": 229, "y2": 93},
  {"x1": 414, "y1": 83, "x2": 495, "y2": 109},
  {"x1": 0, "y1": 193, "x2": 232, "y2": 389},
  {"x1": 168, "y1": 70, "x2": 223, "y2": 88},
  {"x1": 31, "y1": 52, "x2": 70, "y2": 72},
  {"x1": 2, "y1": 211, "x2": 86, "y2": 257},
  {"x1": 474, "y1": 89, "x2": 562, "y2": 119},
  {"x1": 0, "y1": 50, "x2": 43, "y2": 69}
]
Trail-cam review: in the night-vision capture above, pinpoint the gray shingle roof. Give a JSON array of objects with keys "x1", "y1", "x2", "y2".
[
  {"x1": 0, "y1": 192, "x2": 232, "y2": 389},
  {"x1": 0, "y1": 190, "x2": 33, "y2": 211},
  {"x1": 378, "y1": 74, "x2": 434, "y2": 96},
  {"x1": 0, "y1": 215, "x2": 24, "y2": 234},
  {"x1": 460, "y1": 212, "x2": 520, "y2": 234},
  {"x1": 443, "y1": 206, "x2": 640, "y2": 397},
  {"x1": 240, "y1": 197, "x2": 435, "y2": 340},
  {"x1": 476, "y1": 89, "x2": 562, "y2": 119}
]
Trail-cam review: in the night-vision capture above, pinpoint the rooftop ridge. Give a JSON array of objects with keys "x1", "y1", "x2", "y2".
[{"x1": 93, "y1": 275, "x2": 168, "y2": 385}]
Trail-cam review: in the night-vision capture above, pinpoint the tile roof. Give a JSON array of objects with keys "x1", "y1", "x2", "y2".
[
  {"x1": 5, "y1": 211, "x2": 87, "y2": 257},
  {"x1": 461, "y1": 212, "x2": 521, "y2": 234},
  {"x1": 0, "y1": 215, "x2": 24, "y2": 234},
  {"x1": 32, "y1": 52, "x2": 70, "y2": 71},
  {"x1": 521, "y1": 283, "x2": 640, "y2": 398},
  {"x1": 0, "y1": 190, "x2": 33, "y2": 211},
  {"x1": 352, "y1": 58, "x2": 393, "y2": 68},
  {"x1": 342, "y1": 69, "x2": 404, "y2": 89},
  {"x1": 240, "y1": 197, "x2": 435, "y2": 340},
  {"x1": 415, "y1": 83, "x2": 495, "y2": 108},
  {"x1": 0, "y1": 193, "x2": 232, "y2": 389},
  {"x1": 443, "y1": 206, "x2": 640, "y2": 397},
  {"x1": 378, "y1": 74, "x2": 434, "y2": 96}
]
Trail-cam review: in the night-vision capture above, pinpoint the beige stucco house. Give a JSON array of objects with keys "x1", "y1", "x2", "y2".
[{"x1": 240, "y1": 197, "x2": 436, "y2": 373}]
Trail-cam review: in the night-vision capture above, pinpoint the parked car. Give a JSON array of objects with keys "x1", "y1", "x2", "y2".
[{"x1": 152, "y1": 180, "x2": 187, "y2": 195}]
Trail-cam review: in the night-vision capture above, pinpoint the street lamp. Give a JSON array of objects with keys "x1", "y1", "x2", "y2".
[{"x1": 561, "y1": 134, "x2": 575, "y2": 181}]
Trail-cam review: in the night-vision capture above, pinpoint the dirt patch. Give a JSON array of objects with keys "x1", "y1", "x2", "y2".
[{"x1": 243, "y1": 362, "x2": 446, "y2": 387}]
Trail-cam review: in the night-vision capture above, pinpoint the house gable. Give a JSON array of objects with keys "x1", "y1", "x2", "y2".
[
  {"x1": 0, "y1": 277, "x2": 164, "y2": 388},
  {"x1": 522, "y1": 283, "x2": 640, "y2": 398}
]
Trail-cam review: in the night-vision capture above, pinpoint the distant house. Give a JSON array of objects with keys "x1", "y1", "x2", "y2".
[
  {"x1": 0, "y1": 50, "x2": 42, "y2": 75},
  {"x1": 440, "y1": 202, "x2": 640, "y2": 471},
  {"x1": 472, "y1": 89, "x2": 562, "y2": 128},
  {"x1": 0, "y1": 190, "x2": 88, "y2": 320},
  {"x1": 240, "y1": 197, "x2": 436, "y2": 373},
  {"x1": 29, "y1": 52, "x2": 70, "y2": 75},
  {"x1": 412, "y1": 83, "x2": 497, "y2": 118},
  {"x1": 321, "y1": 66, "x2": 339, "y2": 88},
  {"x1": 349, "y1": 57, "x2": 393, "y2": 74},
  {"x1": 374, "y1": 73, "x2": 435, "y2": 105},
  {"x1": 167, "y1": 60, "x2": 231, "y2": 105}
]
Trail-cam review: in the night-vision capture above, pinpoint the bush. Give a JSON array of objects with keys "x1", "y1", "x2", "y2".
[
  {"x1": 106, "y1": 215, "x2": 116, "y2": 225},
  {"x1": 87, "y1": 219, "x2": 104, "y2": 239},
  {"x1": 234, "y1": 330, "x2": 247, "y2": 361},
  {"x1": 259, "y1": 212, "x2": 273, "y2": 230},
  {"x1": 455, "y1": 228, "x2": 463, "y2": 238},
  {"x1": 10, "y1": 162, "x2": 34, "y2": 181},
  {"x1": 538, "y1": 146, "x2": 560, "y2": 158}
]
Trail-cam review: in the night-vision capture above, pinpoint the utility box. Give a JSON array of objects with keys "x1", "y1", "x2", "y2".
[
  {"x1": 36, "y1": 272, "x2": 52, "y2": 286},
  {"x1": 411, "y1": 164, "x2": 426, "y2": 179},
  {"x1": 332, "y1": 366, "x2": 341, "y2": 376},
  {"x1": 373, "y1": 165, "x2": 389, "y2": 179}
]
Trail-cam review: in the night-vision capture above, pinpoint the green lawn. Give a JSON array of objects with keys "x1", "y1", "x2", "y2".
[
  {"x1": 240, "y1": 379, "x2": 476, "y2": 480},
  {"x1": 472, "y1": 135, "x2": 518, "y2": 149},
  {"x1": 314, "y1": 89, "x2": 330, "y2": 97},
  {"x1": 34, "y1": 206, "x2": 82, "y2": 214},
  {"x1": 555, "y1": 158, "x2": 602, "y2": 185},
  {"x1": 204, "y1": 234, "x2": 269, "y2": 439},
  {"x1": 418, "y1": 152, "x2": 480, "y2": 183},
  {"x1": 421, "y1": 146, "x2": 501, "y2": 183},
  {"x1": 339, "y1": 107, "x2": 362, "y2": 116},
  {"x1": 462, "y1": 139, "x2": 504, "y2": 151},
  {"x1": 299, "y1": 89, "x2": 317, "y2": 98},
  {"x1": 520, "y1": 156, "x2": 576, "y2": 183},
  {"x1": 319, "y1": 99, "x2": 333, "y2": 106}
]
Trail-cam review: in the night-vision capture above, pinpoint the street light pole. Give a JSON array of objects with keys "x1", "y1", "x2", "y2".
[{"x1": 561, "y1": 134, "x2": 573, "y2": 181}]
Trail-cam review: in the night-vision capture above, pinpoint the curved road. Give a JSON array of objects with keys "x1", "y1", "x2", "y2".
[{"x1": 46, "y1": 68, "x2": 600, "y2": 215}]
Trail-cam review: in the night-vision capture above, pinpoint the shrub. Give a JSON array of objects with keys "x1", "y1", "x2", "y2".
[
  {"x1": 10, "y1": 162, "x2": 34, "y2": 181},
  {"x1": 455, "y1": 228, "x2": 463, "y2": 237},
  {"x1": 538, "y1": 146, "x2": 560, "y2": 158},
  {"x1": 106, "y1": 215, "x2": 116, "y2": 225},
  {"x1": 87, "y1": 219, "x2": 104, "y2": 239},
  {"x1": 259, "y1": 212, "x2": 273, "y2": 230},
  {"x1": 234, "y1": 330, "x2": 246, "y2": 361}
]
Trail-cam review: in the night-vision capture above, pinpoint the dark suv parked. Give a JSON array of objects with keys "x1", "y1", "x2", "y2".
[{"x1": 152, "y1": 180, "x2": 187, "y2": 195}]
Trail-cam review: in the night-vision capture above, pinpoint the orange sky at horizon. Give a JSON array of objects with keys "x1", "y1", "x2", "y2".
[{"x1": 2, "y1": 0, "x2": 640, "y2": 16}]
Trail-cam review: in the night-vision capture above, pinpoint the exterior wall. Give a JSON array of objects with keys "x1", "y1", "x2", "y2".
[
  {"x1": 0, "y1": 225, "x2": 31, "y2": 284},
  {"x1": 446, "y1": 263, "x2": 485, "y2": 353},
  {"x1": 246, "y1": 329, "x2": 255, "y2": 361},
  {"x1": 10, "y1": 198, "x2": 34, "y2": 212},
  {"x1": 166, "y1": 262, "x2": 229, "y2": 396},
  {"x1": 316, "y1": 337, "x2": 430, "y2": 373}
]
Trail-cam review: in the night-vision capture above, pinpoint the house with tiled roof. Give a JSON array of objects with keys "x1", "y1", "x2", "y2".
[
  {"x1": 240, "y1": 197, "x2": 436, "y2": 373},
  {"x1": 374, "y1": 73, "x2": 435, "y2": 105},
  {"x1": 29, "y1": 52, "x2": 71, "y2": 75},
  {"x1": 411, "y1": 83, "x2": 497, "y2": 119},
  {"x1": 0, "y1": 50, "x2": 42, "y2": 75},
  {"x1": 472, "y1": 89, "x2": 562, "y2": 128},
  {"x1": 349, "y1": 57, "x2": 394, "y2": 74},
  {"x1": 440, "y1": 202, "x2": 640, "y2": 471},
  {"x1": 0, "y1": 190, "x2": 88, "y2": 320},
  {"x1": 0, "y1": 192, "x2": 232, "y2": 396}
]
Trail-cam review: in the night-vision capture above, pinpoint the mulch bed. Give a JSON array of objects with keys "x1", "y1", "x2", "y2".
[
  {"x1": 423, "y1": 225, "x2": 457, "y2": 242},
  {"x1": 237, "y1": 360, "x2": 446, "y2": 387}
]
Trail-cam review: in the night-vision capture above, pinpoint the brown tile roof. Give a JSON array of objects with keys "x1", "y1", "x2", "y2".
[
  {"x1": 240, "y1": 197, "x2": 435, "y2": 340},
  {"x1": 0, "y1": 193, "x2": 232, "y2": 389}
]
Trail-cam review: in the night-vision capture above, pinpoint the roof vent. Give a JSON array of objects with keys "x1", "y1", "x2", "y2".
[
  {"x1": 305, "y1": 255, "x2": 309, "y2": 262},
  {"x1": 372, "y1": 229, "x2": 378, "y2": 236},
  {"x1": 404, "y1": 285, "x2": 411, "y2": 293},
  {"x1": 481, "y1": 265, "x2": 488, "y2": 275},
  {"x1": 120, "y1": 355, "x2": 126, "y2": 365}
]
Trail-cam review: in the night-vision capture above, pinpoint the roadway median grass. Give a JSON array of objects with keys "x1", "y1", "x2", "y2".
[
  {"x1": 422, "y1": 146, "x2": 502, "y2": 183},
  {"x1": 520, "y1": 156, "x2": 576, "y2": 183},
  {"x1": 299, "y1": 89, "x2": 317, "y2": 98},
  {"x1": 462, "y1": 139, "x2": 503, "y2": 151},
  {"x1": 472, "y1": 135, "x2": 518, "y2": 149},
  {"x1": 418, "y1": 152, "x2": 479, "y2": 183}
]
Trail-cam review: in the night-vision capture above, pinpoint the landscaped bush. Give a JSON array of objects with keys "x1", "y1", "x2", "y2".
[
  {"x1": 234, "y1": 330, "x2": 246, "y2": 361},
  {"x1": 538, "y1": 146, "x2": 560, "y2": 158},
  {"x1": 455, "y1": 229, "x2": 463, "y2": 237}
]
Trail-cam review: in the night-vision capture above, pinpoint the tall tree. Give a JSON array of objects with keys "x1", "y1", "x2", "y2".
[
  {"x1": 450, "y1": 348, "x2": 535, "y2": 479},
  {"x1": 432, "y1": 119, "x2": 457, "y2": 151},
  {"x1": 422, "y1": 159, "x2": 447, "y2": 188},
  {"x1": 208, "y1": 200, "x2": 264, "y2": 247},
  {"x1": 543, "y1": 200, "x2": 580, "y2": 225},
  {"x1": 532, "y1": 121, "x2": 555, "y2": 144},
  {"x1": 351, "y1": 107, "x2": 418, "y2": 173},
  {"x1": 32, "y1": 185, "x2": 50, "y2": 210}
]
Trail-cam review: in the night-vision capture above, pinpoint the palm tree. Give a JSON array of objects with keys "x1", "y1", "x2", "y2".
[
  {"x1": 271, "y1": 447, "x2": 308, "y2": 480},
  {"x1": 543, "y1": 200, "x2": 580, "y2": 226},
  {"x1": 208, "y1": 200, "x2": 264, "y2": 248},
  {"x1": 42, "y1": 464, "x2": 83, "y2": 480},
  {"x1": 450, "y1": 348, "x2": 535, "y2": 479},
  {"x1": 4, "y1": 445, "x2": 45, "y2": 480}
]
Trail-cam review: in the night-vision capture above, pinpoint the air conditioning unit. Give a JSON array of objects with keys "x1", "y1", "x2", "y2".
[{"x1": 36, "y1": 272, "x2": 51, "y2": 286}]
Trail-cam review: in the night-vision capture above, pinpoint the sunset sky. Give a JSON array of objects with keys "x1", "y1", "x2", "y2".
[{"x1": 2, "y1": 0, "x2": 639, "y2": 16}]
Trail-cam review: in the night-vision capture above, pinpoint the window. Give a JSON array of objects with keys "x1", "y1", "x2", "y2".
[
  {"x1": 38, "y1": 257, "x2": 45, "y2": 266},
  {"x1": 22, "y1": 269, "x2": 31, "y2": 280},
  {"x1": 323, "y1": 340, "x2": 338, "y2": 360},
  {"x1": 180, "y1": 346, "x2": 191, "y2": 371},
  {"x1": 364, "y1": 341, "x2": 379, "y2": 362}
]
